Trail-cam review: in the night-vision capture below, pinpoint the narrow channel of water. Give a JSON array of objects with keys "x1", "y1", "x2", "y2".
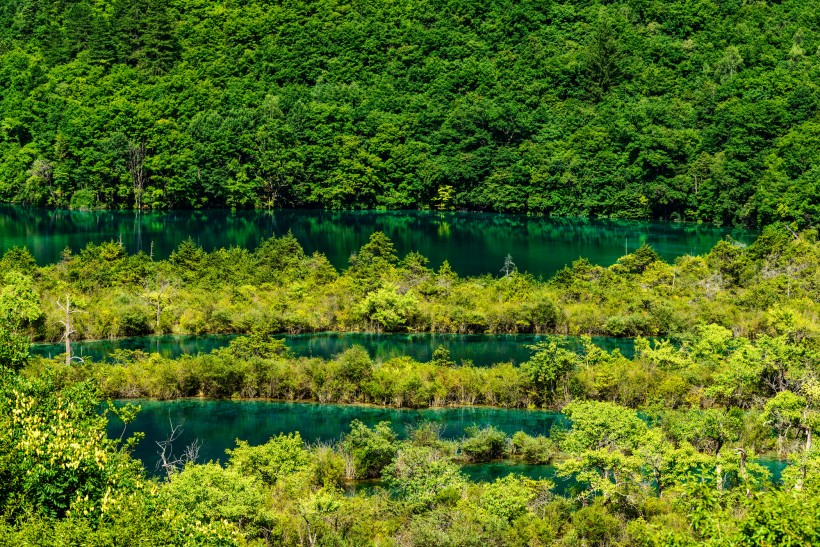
[{"x1": 33, "y1": 332, "x2": 643, "y2": 365}]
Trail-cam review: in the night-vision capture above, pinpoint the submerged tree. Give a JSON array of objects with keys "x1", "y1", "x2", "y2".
[{"x1": 501, "y1": 254, "x2": 516, "y2": 278}]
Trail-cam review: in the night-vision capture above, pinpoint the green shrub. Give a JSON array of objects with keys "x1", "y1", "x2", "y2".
[
  {"x1": 341, "y1": 420, "x2": 397, "y2": 479},
  {"x1": 567, "y1": 501, "x2": 622, "y2": 545},
  {"x1": 511, "y1": 432, "x2": 557, "y2": 464},
  {"x1": 460, "y1": 425, "x2": 508, "y2": 462},
  {"x1": 69, "y1": 189, "x2": 96, "y2": 210},
  {"x1": 312, "y1": 445, "x2": 346, "y2": 488},
  {"x1": 226, "y1": 433, "x2": 311, "y2": 486},
  {"x1": 383, "y1": 446, "x2": 466, "y2": 510}
]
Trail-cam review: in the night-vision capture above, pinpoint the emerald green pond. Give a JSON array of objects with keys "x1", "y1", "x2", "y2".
[
  {"x1": 113, "y1": 399, "x2": 567, "y2": 473},
  {"x1": 1, "y1": 205, "x2": 754, "y2": 275},
  {"x1": 113, "y1": 399, "x2": 787, "y2": 490},
  {"x1": 33, "y1": 333, "x2": 641, "y2": 365}
]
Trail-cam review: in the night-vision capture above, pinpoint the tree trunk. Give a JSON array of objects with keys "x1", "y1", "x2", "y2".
[
  {"x1": 64, "y1": 294, "x2": 71, "y2": 366},
  {"x1": 56, "y1": 294, "x2": 75, "y2": 366},
  {"x1": 654, "y1": 468, "x2": 662, "y2": 497},
  {"x1": 128, "y1": 141, "x2": 147, "y2": 210},
  {"x1": 737, "y1": 449, "x2": 751, "y2": 498}
]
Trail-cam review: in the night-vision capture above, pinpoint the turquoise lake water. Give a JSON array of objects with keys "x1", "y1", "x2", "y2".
[
  {"x1": 1, "y1": 205, "x2": 755, "y2": 275},
  {"x1": 113, "y1": 399, "x2": 566, "y2": 475}
]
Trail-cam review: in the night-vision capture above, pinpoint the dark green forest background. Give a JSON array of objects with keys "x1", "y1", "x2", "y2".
[{"x1": 1, "y1": 0, "x2": 818, "y2": 225}]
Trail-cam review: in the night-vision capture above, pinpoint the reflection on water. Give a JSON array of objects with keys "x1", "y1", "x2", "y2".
[{"x1": 1, "y1": 205, "x2": 755, "y2": 275}]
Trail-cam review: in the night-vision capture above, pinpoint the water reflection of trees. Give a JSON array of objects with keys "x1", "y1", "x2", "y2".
[{"x1": 1, "y1": 205, "x2": 755, "y2": 274}]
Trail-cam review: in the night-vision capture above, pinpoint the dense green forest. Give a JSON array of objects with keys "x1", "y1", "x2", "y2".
[{"x1": 1, "y1": 0, "x2": 820, "y2": 224}]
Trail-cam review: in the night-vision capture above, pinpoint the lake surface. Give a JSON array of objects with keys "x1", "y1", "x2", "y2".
[
  {"x1": 113, "y1": 399, "x2": 567, "y2": 473},
  {"x1": 1, "y1": 205, "x2": 755, "y2": 275},
  {"x1": 33, "y1": 332, "x2": 641, "y2": 365}
]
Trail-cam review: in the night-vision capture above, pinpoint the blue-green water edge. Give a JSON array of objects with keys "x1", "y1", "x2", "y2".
[
  {"x1": 33, "y1": 332, "x2": 643, "y2": 365},
  {"x1": 114, "y1": 399, "x2": 576, "y2": 492},
  {"x1": 114, "y1": 399, "x2": 786, "y2": 492},
  {"x1": 0, "y1": 205, "x2": 755, "y2": 276}
]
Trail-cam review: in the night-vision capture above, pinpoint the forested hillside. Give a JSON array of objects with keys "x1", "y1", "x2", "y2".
[{"x1": 1, "y1": 0, "x2": 819, "y2": 224}]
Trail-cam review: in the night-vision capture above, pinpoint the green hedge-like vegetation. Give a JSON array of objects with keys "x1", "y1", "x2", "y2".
[
  {"x1": 1, "y1": 0, "x2": 819, "y2": 225},
  {"x1": 3, "y1": 223, "x2": 819, "y2": 342},
  {"x1": 30, "y1": 326, "x2": 818, "y2": 421}
]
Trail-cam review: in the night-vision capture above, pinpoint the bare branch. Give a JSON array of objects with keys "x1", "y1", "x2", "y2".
[{"x1": 155, "y1": 417, "x2": 200, "y2": 479}]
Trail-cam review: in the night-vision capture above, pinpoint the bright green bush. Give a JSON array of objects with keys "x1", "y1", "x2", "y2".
[
  {"x1": 68, "y1": 189, "x2": 96, "y2": 210},
  {"x1": 341, "y1": 421, "x2": 397, "y2": 479},
  {"x1": 460, "y1": 426, "x2": 509, "y2": 462}
]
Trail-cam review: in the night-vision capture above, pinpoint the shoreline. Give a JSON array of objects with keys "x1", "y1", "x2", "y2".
[
  {"x1": 30, "y1": 330, "x2": 657, "y2": 347},
  {"x1": 0, "y1": 202, "x2": 756, "y2": 229},
  {"x1": 110, "y1": 395, "x2": 553, "y2": 412}
]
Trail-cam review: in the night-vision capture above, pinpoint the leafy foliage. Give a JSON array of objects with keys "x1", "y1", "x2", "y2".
[
  {"x1": 2, "y1": 334, "x2": 820, "y2": 545},
  {"x1": 341, "y1": 420, "x2": 397, "y2": 479}
]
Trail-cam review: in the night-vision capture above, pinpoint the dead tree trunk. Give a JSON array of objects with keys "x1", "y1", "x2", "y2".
[
  {"x1": 56, "y1": 295, "x2": 76, "y2": 366},
  {"x1": 142, "y1": 278, "x2": 171, "y2": 332},
  {"x1": 736, "y1": 449, "x2": 751, "y2": 498}
]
